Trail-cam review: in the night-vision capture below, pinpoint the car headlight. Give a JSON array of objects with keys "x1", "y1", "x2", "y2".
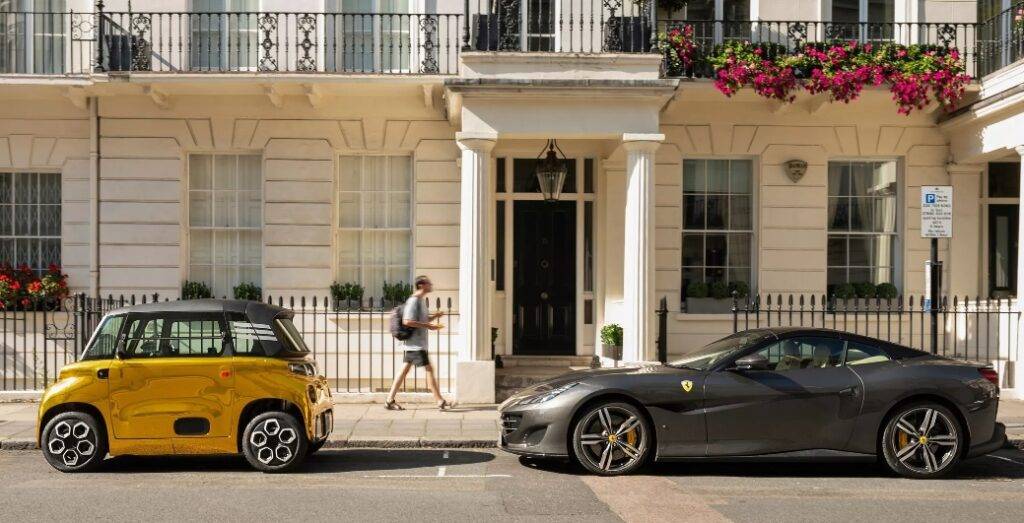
[
  {"x1": 518, "y1": 382, "x2": 580, "y2": 405},
  {"x1": 288, "y1": 362, "x2": 317, "y2": 377}
]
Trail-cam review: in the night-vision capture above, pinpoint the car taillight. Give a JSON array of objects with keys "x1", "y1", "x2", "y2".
[{"x1": 978, "y1": 368, "x2": 999, "y2": 387}]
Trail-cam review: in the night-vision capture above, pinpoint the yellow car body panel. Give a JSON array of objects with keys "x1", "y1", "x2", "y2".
[{"x1": 39, "y1": 345, "x2": 332, "y2": 458}]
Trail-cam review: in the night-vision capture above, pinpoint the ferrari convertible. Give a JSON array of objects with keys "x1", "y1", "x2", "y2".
[{"x1": 499, "y1": 327, "x2": 1006, "y2": 478}]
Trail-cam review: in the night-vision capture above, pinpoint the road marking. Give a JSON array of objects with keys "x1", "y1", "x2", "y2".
[
  {"x1": 581, "y1": 475, "x2": 730, "y2": 523},
  {"x1": 363, "y1": 474, "x2": 511, "y2": 479},
  {"x1": 986, "y1": 454, "x2": 1024, "y2": 466},
  {"x1": 443, "y1": 450, "x2": 449, "y2": 459},
  {"x1": 437, "y1": 466, "x2": 446, "y2": 477}
]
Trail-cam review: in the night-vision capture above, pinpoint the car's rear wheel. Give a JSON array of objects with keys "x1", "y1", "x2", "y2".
[
  {"x1": 242, "y1": 411, "x2": 308, "y2": 473},
  {"x1": 881, "y1": 402, "x2": 962, "y2": 479},
  {"x1": 571, "y1": 401, "x2": 650, "y2": 475},
  {"x1": 41, "y1": 411, "x2": 107, "y2": 473}
]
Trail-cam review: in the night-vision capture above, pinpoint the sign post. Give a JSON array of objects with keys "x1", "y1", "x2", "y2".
[{"x1": 921, "y1": 186, "x2": 952, "y2": 355}]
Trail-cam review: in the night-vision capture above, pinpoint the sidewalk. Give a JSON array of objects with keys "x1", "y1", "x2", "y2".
[
  {"x1": 2, "y1": 399, "x2": 1022, "y2": 451},
  {"x1": 0, "y1": 402, "x2": 500, "y2": 450}
]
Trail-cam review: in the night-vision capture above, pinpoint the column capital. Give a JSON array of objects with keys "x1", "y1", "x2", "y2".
[
  {"x1": 622, "y1": 133, "x2": 665, "y2": 152},
  {"x1": 456, "y1": 131, "x2": 498, "y2": 152},
  {"x1": 946, "y1": 163, "x2": 984, "y2": 176},
  {"x1": 1015, "y1": 145, "x2": 1024, "y2": 157}
]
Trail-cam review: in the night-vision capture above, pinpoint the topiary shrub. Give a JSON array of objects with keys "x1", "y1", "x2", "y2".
[
  {"x1": 876, "y1": 282, "x2": 898, "y2": 300},
  {"x1": 181, "y1": 280, "x2": 212, "y2": 300},
  {"x1": 686, "y1": 280, "x2": 709, "y2": 299},
  {"x1": 854, "y1": 282, "x2": 877, "y2": 299},
  {"x1": 727, "y1": 281, "x2": 750, "y2": 299},
  {"x1": 709, "y1": 281, "x2": 730, "y2": 299},
  {"x1": 233, "y1": 282, "x2": 261, "y2": 301},
  {"x1": 832, "y1": 283, "x2": 857, "y2": 300}
]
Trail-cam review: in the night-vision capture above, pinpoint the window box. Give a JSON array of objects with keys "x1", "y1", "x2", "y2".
[{"x1": 685, "y1": 297, "x2": 735, "y2": 314}]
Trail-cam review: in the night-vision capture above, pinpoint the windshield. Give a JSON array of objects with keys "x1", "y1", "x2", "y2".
[
  {"x1": 668, "y1": 330, "x2": 773, "y2": 371},
  {"x1": 82, "y1": 314, "x2": 125, "y2": 360},
  {"x1": 275, "y1": 318, "x2": 310, "y2": 353}
]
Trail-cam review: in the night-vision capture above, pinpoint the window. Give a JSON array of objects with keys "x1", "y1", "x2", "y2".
[
  {"x1": 0, "y1": 172, "x2": 60, "y2": 273},
  {"x1": 125, "y1": 315, "x2": 226, "y2": 358},
  {"x1": 677, "y1": 1, "x2": 750, "y2": 40},
  {"x1": 226, "y1": 312, "x2": 265, "y2": 355},
  {"x1": 82, "y1": 314, "x2": 125, "y2": 360},
  {"x1": 831, "y1": 0, "x2": 894, "y2": 40},
  {"x1": 0, "y1": 1, "x2": 66, "y2": 74},
  {"x1": 188, "y1": 154, "x2": 262, "y2": 298},
  {"x1": 326, "y1": 0, "x2": 412, "y2": 73},
  {"x1": 190, "y1": 0, "x2": 259, "y2": 71},
  {"x1": 682, "y1": 159, "x2": 753, "y2": 299},
  {"x1": 845, "y1": 341, "x2": 891, "y2": 366},
  {"x1": 337, "y1": 155, "x2": 411, "y2": 299},
  {"x1": 827, "y1": 160, "x2": 898, "y2": 292},
  {"x1": 754, "y1": 337, "x2": 845, "y2": 371}
]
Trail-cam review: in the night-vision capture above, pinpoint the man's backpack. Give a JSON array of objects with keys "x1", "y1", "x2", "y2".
[{"x1": 390, "y1": 305, "x2": 414, "y2": 341}]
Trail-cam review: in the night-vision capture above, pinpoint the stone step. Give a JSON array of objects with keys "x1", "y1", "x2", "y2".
[{"x1": 498, "y1": 355, "x2": 595, "y2": 368}]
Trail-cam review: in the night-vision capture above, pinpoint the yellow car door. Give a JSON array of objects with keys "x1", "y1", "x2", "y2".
[{"x1": 108, "y1": 313, "x2": 234, "y2": 441}]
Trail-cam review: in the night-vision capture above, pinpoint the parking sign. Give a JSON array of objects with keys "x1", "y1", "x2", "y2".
[{"x1": 920, "y1": 186, "x2": 952, "y2": 238}]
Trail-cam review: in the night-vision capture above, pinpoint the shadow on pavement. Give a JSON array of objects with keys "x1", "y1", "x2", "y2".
[
  {"x1": 519, "y1": 447, "x2": 1024, "y2": 480},
  {"x1": 98, "y1": 449, "x2": 495, "y2": 474}
]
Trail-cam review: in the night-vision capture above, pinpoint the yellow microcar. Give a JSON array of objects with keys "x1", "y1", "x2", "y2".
[{"x1": 37, "y1": 299, "x2": 333, "y2": 472}]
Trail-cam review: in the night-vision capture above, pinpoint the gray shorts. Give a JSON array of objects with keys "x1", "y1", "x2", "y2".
[{"x1": 403, "y1": 349, "x2": 430, "y2": 367}]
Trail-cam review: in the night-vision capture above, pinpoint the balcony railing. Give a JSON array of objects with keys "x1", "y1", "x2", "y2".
[
  {"x1": 1, "y1": 9, "x2": 1022, "y2": 79},
  {"x1": 977, "y1": 0, "x2": 1024, "y2": 77},
  {"x1": 658, "y1": 20, "x2": 981, "y2": 78}
]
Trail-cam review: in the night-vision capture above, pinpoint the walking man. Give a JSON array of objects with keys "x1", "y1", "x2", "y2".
[{"x1": 385, "y1": 275, "x2": 449, "y2": 410}]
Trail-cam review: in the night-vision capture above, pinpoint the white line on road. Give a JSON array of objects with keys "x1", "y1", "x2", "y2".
[
  {"x1": 986, "y1": 454, "x2": 1024, "y2": 466},
  {"x1": 437, "y1": 466, "x2": 446, "y2": 477},
  {"x1": 363, "y1": 474, "x2": 512, "y2": 479}
]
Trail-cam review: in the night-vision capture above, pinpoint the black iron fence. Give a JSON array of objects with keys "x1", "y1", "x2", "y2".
[
  {"x1": 0, "y1": 293, "x2": 458, "y2": 393},
  {"x1": 977, "y1": 0, "x2": 1024, "y2": 77},
  {"x1": 728, "y1": 294, "x2": 1021, "y2": 363},
  {"x1": 464, "y1": 0, "x2": 655, "y2": 53},
  {"x1": 658, "y1": 20, "x2": 980, "y2": 78}
]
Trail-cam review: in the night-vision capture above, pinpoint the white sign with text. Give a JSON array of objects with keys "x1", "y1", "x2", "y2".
[{"x1": 921, "y1": 185, "x2": 953, "y2": 238}]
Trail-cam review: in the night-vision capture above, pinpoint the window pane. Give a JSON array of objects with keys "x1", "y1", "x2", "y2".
[
  {"x1": 730, "y1": 161, "x2": 752, "y2": 194},
  {"x1": 683, "y1": 160, "x2": 705, "y2": 193},
  {"x1": 683, "y1": 195, "x2": 705, "y2": 229},
  {"x1": 705, "y1": 234, "x2": 726, "y2": 266},
  {"x1": 848, "y1": 235, "x2": 872, "y2": 266},
  {"x1": 848, "y1": 197, "x2": 872, "y2": 231},
  {"x1": 389, "y1": 156, "x2": 411, "y2": 189},
  {"x1": 237, "y1": 155, "x2": 262, "y2": 191},
  {"x1": 828, "y1": 197, "x2": 849, "y2": 230},
  {"x1": 828, "y1": 163, "x2": 849, "y2": 196},
  {"x1": 707, "y1": 160, "x2": 729, "y2": 193},
  {"x1": 39, "y1": 173, "x2": 60, "y2": 204},
  {"x1": 214, "y1": 155, "x2": 237, "y2": 190},
  {"x1": 189, "y1": 191, "x2": 213, "y2": 227},
  {"x1": 0, "y1": 173, "x2": 10, "y2": 203},
  {"x1": 729, "y1": 195, "x2": 751, "y2": 230},
  {"x1": 338, "y1": 192, "x2": 361, "y2": 228},
  {"x1": 706, "y1": 195, "x2": 727, "y2": 229},
  {"x1": 988, "y1": 162, "x2": 1021, "y2": 197},
  {"x1": 339, "y1": 156, "x2": 361, "y2": 191},
  {"x1": 846, "y1": 341, "x2": 891, "y2": 366},
  {"x1": 388, "y1": 230, "x2": 410, "y2": 267},
  {"x1": 39, "y1": 205, "x2": 59, "y2": 236},
  {"x1": 727, "y1": 234, "x2": 750, "y2": 267},
  {"x1": 682, "y1": 234, "x2": 703, "y2": 266},
  {"x1": 388, "y1": 192, "x2": 410, "y2": 228},
  {"x1": 338, "y1": 230, "x2": 360, "y2": 266},
  {"x1": 827, "y1": 236, "x2": 847, "y2": 266},
  {"x1": 213, "y1": 191, "x2": 238, "y2": 227},
  {"x1": 190, "y1": 230, "x2": 213, "y2": 264},
  {"x1": 190, "y1": 155, "x2": 213, "y2": 190}
]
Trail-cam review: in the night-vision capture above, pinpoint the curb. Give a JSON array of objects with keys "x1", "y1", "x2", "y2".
[{"x1": 1, "y1": 437, "x2": 499, "y2": 451}]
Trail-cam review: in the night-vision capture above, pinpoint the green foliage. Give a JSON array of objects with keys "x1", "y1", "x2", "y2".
[
  {"x1": 832, "y1": 283, "x2": 857, "y2": 300},
  {"x1": 330, "y1": 281, "x2": 364, "y2": 306},
  {"x1": 233, "y1": 282, "x2": 262, "y2": 301},
  {"x1": 853, "y1": 282, "x2": 877, "y2": 299},
  {"x1": 382, "y1": 281, "x2": 414, "y2": 304},
  {"x1": 709, "y1": 281, "x2": 730, "y2": 299},
  {"x1": 600, "y1": 324, "x2": 624, "y2": 347},
  {"x1": 686, "y1": 280, "x2": 709, "y2": 299},
  {"x1": 728, "y1": 281, "x2": 750, "y2": 299},
  {"x1": 181, "y1": 280, "x2": 212, "y2": 300},
  {"x1": 875, "y1": 282, "x2": 898, "y2": 300}
]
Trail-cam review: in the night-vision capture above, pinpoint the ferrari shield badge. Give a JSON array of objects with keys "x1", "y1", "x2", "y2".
[{"x1": 681, "y1": 380, "x2": 693, "y2": 393}]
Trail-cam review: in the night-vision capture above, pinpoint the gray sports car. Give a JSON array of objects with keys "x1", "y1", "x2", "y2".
[{"x1": 499, "y1": 327, "x2": 1006, "y2": 478}]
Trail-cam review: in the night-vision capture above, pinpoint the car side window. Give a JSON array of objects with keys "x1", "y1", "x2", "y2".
[
  {"x1": 845, "y1": 341, "x2": 892, "y2": 366},
  {"x1": 226, "y1": 312, "x2": 265, "y2": 356},
  {"x1": 125, "y1": 315, "x2": 225, "y2": 358},
  {"x1": 754, "y1": 337, "x2": 845, "y2": 371}
]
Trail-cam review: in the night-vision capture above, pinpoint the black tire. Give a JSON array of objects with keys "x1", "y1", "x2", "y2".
[
  {"x1": 571, "y1": 401, "x2": 651, "y2": 475},
  {"x1": 241, "y1": 411, "x2": 308, "y2": 473},
  {"x1": 881, "y1": 402, "x2": 963, "y2": 479},
  {"x1": 307, "y1": 437, "x2": 327, "y2": 456},
  {"x1": 41, "y1": 411, "x2": 107, "y2": 473}
]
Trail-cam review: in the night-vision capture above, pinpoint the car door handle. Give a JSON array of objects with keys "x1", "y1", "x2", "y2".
[
  {"x1": 97, "y1": 368, "x2": 109, "y2": 380},
  {"x1": 838, "y1": 386, "x2": 858, "y2": 397}
]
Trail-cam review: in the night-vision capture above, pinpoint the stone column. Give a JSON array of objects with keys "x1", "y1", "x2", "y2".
[
  {"x1": 621, "y1": 133, "x2": 663, "y2": 362},
  {"x1": 456, "y1": 132, "x2": 496, "y2": 360},
  {"x1": 947, "y1": 164, "x2": 983, "y2": 298}
]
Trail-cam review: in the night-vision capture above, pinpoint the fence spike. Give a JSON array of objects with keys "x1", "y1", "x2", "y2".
[
  {"x1": 312, "y1": 295, "x2": 318, "y2": 308},
  {"x1": 289, "y1": 296, "x2": 294, "y2": 308}
]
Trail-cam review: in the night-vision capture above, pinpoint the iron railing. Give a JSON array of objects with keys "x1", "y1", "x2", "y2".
[
  {"x1": 0, "y1": 293, "x2": 458, "y2": 393},
  {"x1": 464, "y1": 0, "x2": 655, "y2": 53},
  {"x1": 658, "y1": 20, "x2": 980, "y2": 78},
  {"x1": 727, "y1": 294, "x2": 1021, "y2": 364},
  {"x1": 977, "y1": 0, "x2": 1024, "y2": 77}
]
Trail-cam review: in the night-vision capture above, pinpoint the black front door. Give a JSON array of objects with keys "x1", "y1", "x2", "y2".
[
  {"x1": 513, "y1": 200, "x2": 575, "y2": 355},
  {"x1": 988, "y1": 204, "x2": 1018, "y2": 298}
]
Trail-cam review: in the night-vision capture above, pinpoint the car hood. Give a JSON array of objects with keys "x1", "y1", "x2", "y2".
[{"x1": 516, "y1": 364, "x2": 685, "y2": 393}]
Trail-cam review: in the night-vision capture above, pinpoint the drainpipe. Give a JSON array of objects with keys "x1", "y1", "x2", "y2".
[{"x1": 89, "y1": 97, "x2": 100, "y2": 297}]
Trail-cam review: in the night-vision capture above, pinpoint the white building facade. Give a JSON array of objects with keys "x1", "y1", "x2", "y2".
[{"x1": 2, "y1": 0, "x2": 1024, "y2": 400}]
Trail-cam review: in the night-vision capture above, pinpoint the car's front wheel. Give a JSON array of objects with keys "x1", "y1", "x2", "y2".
[
  {"x1": 881, "y1": 402, "x2": 963, "y2": 479},
  {"x1": 41, "y1": 411, "x2": 107, "y2": 473},
  {"x1": 571, "y1": 401, "x2": 650, "y2": 475},
  {"x1": 242, "y1": 411, "x2": 308, "y2": 473}
]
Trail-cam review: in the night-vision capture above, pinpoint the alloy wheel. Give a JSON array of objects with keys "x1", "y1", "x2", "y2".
[
  {"x1": 575, "y1": 405, "x2": 647, "y2": 474},
  {"x1": 890, "y1": 407, "x2": 959, "y2": 475},
  {"x1": 248, "y1": 417, "x2": 299, "y2": 467}
]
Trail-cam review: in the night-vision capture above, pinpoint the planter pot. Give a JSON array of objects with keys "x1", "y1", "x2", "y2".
[
  {"x1": 686, "y1": 297, "x2": 737, "y2": 314},
  {"x1": 601, "y1": 343, "x2": 622, "y2": 361}
]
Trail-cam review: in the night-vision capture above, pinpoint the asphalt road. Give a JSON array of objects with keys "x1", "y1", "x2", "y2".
[{"x1": 2, "y1": 448, "x2": 1024, "y2": 522}]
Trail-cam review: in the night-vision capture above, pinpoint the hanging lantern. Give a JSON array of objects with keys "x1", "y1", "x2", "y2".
[{"x1": 535, "y1": 139, "x2": 568, "y2": 203}]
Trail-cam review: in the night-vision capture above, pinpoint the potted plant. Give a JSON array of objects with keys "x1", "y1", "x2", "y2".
[
  {"x1": 600, "y1": 323, "x2": 623, "y2": 361},
  {"x1": 233, "y1": 282, "x2": 262, "y2": 301},
  {"x1": 686, "y1": 280, "x2": 747, "y2": 314},
  {"x1": 382, "y1": 281, "x2": 413, "y2": 307},
  {"x1": 181, "y1": 280, "x2": 212, "y2": 300},
  {"x1": 330, "y1": 281, "x2": 364, "y2": 310}
]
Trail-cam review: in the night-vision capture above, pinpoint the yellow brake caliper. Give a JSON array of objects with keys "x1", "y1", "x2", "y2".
[
  {"x1": 626, "y1": 427, "x2": 638, "y2": 447},
  {"x1": 898, "y1": 431, "x2": 909, "y2": 449}
]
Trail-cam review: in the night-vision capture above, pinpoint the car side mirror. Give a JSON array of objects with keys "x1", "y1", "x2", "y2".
[{"x1": 733, "y1": 353, "x2": 768, "y2": 371}]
